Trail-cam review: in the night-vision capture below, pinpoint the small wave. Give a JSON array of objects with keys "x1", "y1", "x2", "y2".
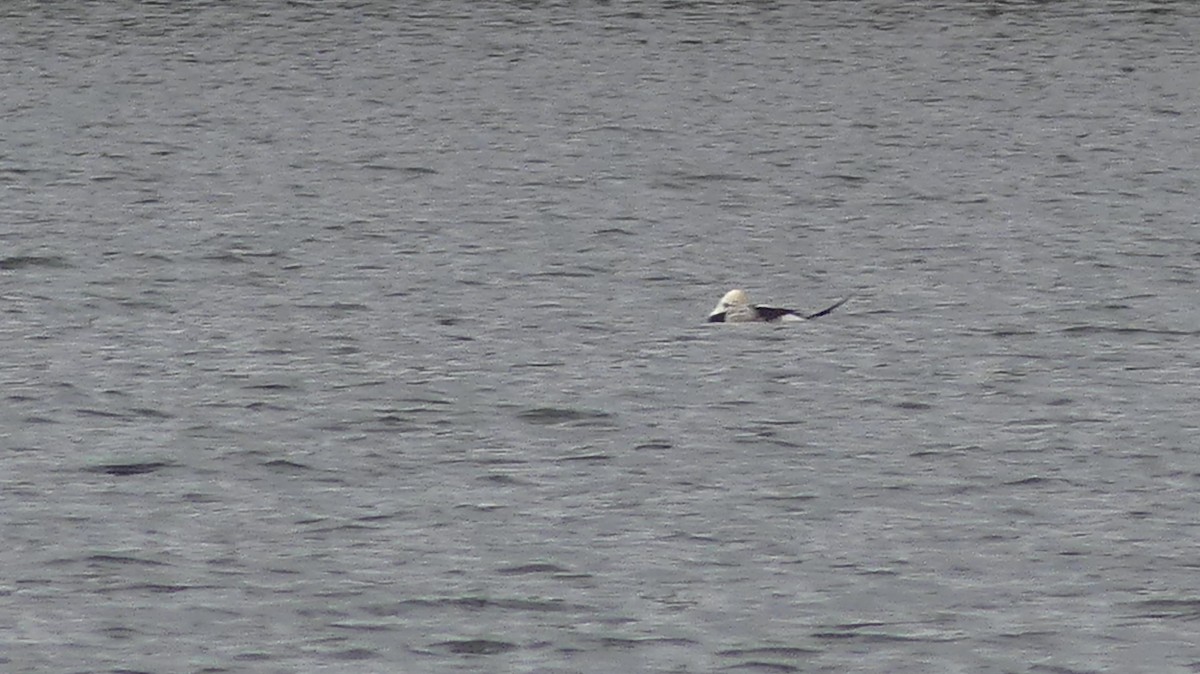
[
  {"x1": 552, "y1": 451, "x2": 612, "y2": 462},
  {"x1": 594, "y1": 635, "x2": 699, "y2": 649}
]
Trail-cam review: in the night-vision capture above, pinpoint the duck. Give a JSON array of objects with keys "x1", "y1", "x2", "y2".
[{"x1": 707, "y1": 289, "x2": 848, "y2": 323}]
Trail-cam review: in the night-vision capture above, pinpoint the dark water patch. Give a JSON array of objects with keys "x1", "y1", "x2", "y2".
[
  {"x1": 911, "y1": 444, "x2": 976, "y2": 458},
  {"x1": 1124, "y1": 598, "x2": 1200, "y2": 621},
  {"x1": 200, "y1": 249, "x2": 285, "y2": 265},
  {"x1": 510, "y1": 361, "x2": 566, "y2": 369},
  {"x1": 297, "y1": 302, "x2": 369, "y2": 311},
  {"x1": 86, "y1": 554, "x2": 168, "y2": 567},
  {"x1": 810, "y1": 621, "x2": 887, "y2": 640},
  {"x1": 497, "y1": 562, "x2": 570, "y2": 575},
  {"x1": 734, "y1": 433, "x2": 803, "y2": 449},
  {"x1": 100, "y1": 625, "x2": 143, "y2": 640},
  {"x1": 516, "y1": 407, "x2": 614, "y2": 426},
  {"x1": 132, "y1": 251, "x2": 175, "y2": 263},
  {"x1": 76, "y1": 407, "x2": 131, "y2": 419},
  {"x1": 714, "y1": 399, "x2": 758, "y2": 410},
  {"x1": 399, "y1": 396, "x2": 454, "y2": 407},
  {"x1": 477, "y1": 474, "x2": 532, "y2": 487},
  {"x1": 469, "y1": 451, "x2": 530, "y2": 467},
  {"x1": 995, "y1": 629, "x2": 1058, "y2": 641},
  {"x1": 528, "y1": 268, "x2": 598, "y2": 279},
  {"x1": 431, "y1": 639, "x2": 518, "y2": 655},
  {"x1": 361, "y1": 163, "x2": 437, "y2": 175},
  {"x1": 262, "y1": 459, "x2": 313, "y2": 472},
  {"x1": 1002, "y1": 476, "x2": 1058, "y2": 487},
  {"x1": 243, "y1": 382, "x2": 294, "y2": 391},
  {"x1": 893, "y1": 400, "x2": 933, "y2": 411},
  {"x1": 454, "y1": 503, "x2": 506, "y2": 513},
  {"x1": 721, "y1": 662, "x2": 801, "y2": 673},
  {"x1": 363, "y1": 413, "x2": 423, "y2": 432},
  {"x1": 97, "y1": 582, "x2": 205, "y2": 594},
  {"x1": 818, "y1": 173, "x2": 868, "y2": 183},
  {"x1": 1029, "y1": 665, "x2": 1099, "y2": 674},
  {"x1": 328, "y1": 648, "x2": 378, "y2": 660},
  {"x1": 665, "y1": 530, "x2": 720, "y2": 544},
  {"x1": 812, "y1": 622, "x2": 964, "y2": 644},
  {"x1": 246, "y1": 401, "x2": 293, "y2": 412},
  {"x1": 232, "y1": 651, "x2": 273, "y2": 662},
  {"x1": 202, "y1": 252, "x2": 249, "y2": 263},
  {"x1": 0, "y1": 255, "x2": 71, "y2": 270},
  {"x1": 1005, "y1": 417, "x2": 1106, "y2": 430},
  {"x1": 466, "y1": 597, "x2": 572, "y2": 612},
  {"x1": 372, "y1": 596, "x2": 575, "y2": 616},
  {"x1": 307, "y1": 520, "x2": 381, "y2": 534},
  {"x1": 859, "y1": 567, "x2": 901, "y2": 576},
  {"x1": 952, "y1": 194, "x2": 991, "y2": 204},
  {"x1": 758, "y1": 494, "x2": 818, "y2": 505},
  {"x1": 87, "y1": 462, "x2": 173, "y2": 476},
  {"x1": 1061, "y1": 325, "x2": 1200, "y2": 337},
  {"x1": 116, "y1": 297, "x2": 173, "y2": 310},
  {"x1": 130, "y1": 406, "x2": 173, "y2": 419},
  {"x1": 356, "y1": 511, "x2": 407, "y2": 523},
  {"x1": 754, "y1": 418, "x2": 806, "y2": 427},
  {"x1": 686, "y1": 172, "x2": 762, "y2": 183},
  {"x1": 718, "y1": 647, "x2": 820, "y2": 658}
]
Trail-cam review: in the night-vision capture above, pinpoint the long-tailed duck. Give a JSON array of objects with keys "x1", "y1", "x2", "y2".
[{"x1": 707, "y1": 289, "x2": 848, "y2": 323}]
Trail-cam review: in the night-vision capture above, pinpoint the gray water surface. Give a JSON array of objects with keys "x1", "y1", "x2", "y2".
[{"x1": 3, "y1": 2, "x2": 1200, "y2": 673}]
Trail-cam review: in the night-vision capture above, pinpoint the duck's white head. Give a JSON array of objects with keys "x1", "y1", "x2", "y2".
[{"x1": 709, "y1": 288, "x2": 750, "y2": 319}]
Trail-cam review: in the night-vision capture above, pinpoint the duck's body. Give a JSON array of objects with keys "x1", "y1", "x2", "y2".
[{"x1": 707, "y1": 289, "x2": 847, "y2": 323}]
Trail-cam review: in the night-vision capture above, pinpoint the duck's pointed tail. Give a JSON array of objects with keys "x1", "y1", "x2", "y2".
[{"x1": 804, "y1": 296, "x2": 850, "y2": 320}]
